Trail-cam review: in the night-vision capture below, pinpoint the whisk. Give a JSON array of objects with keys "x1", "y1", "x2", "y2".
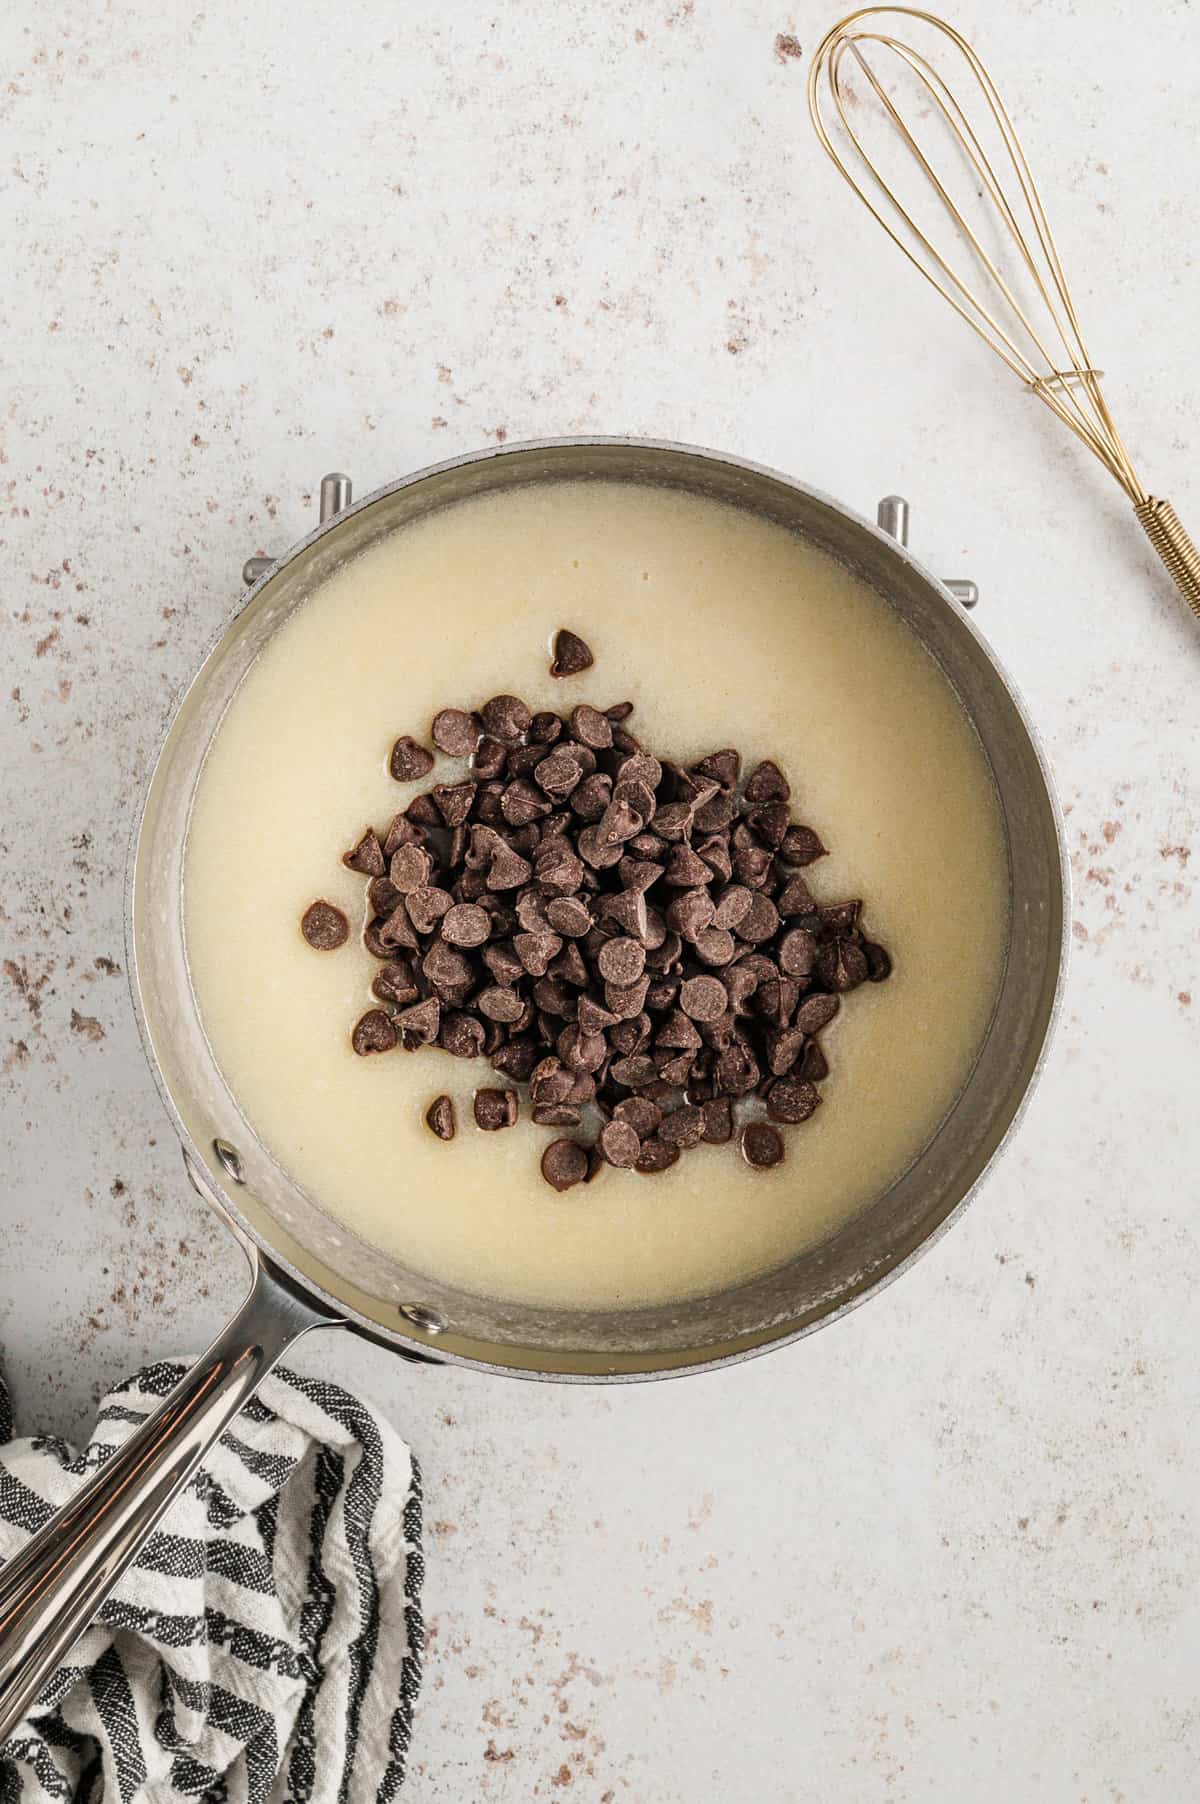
[{"x1": 807, "y1": 6, "x2": 1200, "y2": 625}]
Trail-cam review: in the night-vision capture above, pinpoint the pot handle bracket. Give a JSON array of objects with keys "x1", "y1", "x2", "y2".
[{"x1": 876, "y1": 494, "x2": 979, "y2": 609}]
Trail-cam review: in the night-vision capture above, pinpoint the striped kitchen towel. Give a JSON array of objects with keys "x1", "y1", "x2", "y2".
[{"x1": 0, "y1": 1360, "x2": 424, "y2": 1803}]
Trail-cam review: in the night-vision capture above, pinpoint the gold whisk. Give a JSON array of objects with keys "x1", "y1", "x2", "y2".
[{"x1": 807, "y1": 6, "x2": 1200, "y2": 625}]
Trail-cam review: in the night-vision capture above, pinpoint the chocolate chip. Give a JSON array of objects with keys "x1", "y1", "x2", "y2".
[
  {"x1": 488, "y1": 842, "x2": 533, "y2": 890},
  {"x1": 767, "y1": 1077, "x2": 821, "y2": 1124},
  {"x1": 609, "y1": 1015, "x2": 651, "y2": 1056},
  {"x1": 578, "y1": 994, "x2": 618, "y2": 1035},
  {"x1": 793, "y1": 993, "x2": 840, "y2": 1034},
  {"x1": 693, "y1": 790, "x2": 736, "y2": 833},
  {"x1": 634, "y1": 1137, "x2": 679, "y2": 1175},
  {"x1": 343, "y1": 829, "x2": 385, "y2": 877},
  {"x1": 474, "y1": 1087, "x2": 518, "y2": 1130},
  {"x1": 599, "y1": 1119, "x2": 641, "y2": 1167},
  {"x1": 732, "y1": 841, "x2": 773, "y2": 889},
  {"x1": 570, "y1": 772, "x2": 613, "y2": 822},
  {"x1": 695, "y1": 834, "x2": 732, "y2": 883},
  {"x1": 651, "y1": 801, "x2": 692, "y2": 842},
  {"x1": 711, "y1": 884, "x2": 752, "y2": 930},
  {"x1": 780, "y1": 824, "x2": 826, "y2": 866},
  {"x1": 546, "y1": 896, "x2": 592, "y2": 938},
  {"x1": 692, "y1": 926, "x2": 737, "y2": 967},
  {"x1": 491, "y1": 1036, "x2": 538, "y2": 1081},
  {"x1": 425, "y1": 1094, "x2": 455, "y2": 1139},
  {"x1": 389, "y1": 736, "x2": 435, "y2": 782},
  {"x1": 557, "y1": 1024, "x2": 607, "y2": 1072},
  {"x1": 821, "y1": 900, "x2": 862, "y2": 935},
  {"x1": 863, "y1": 941, "x2": 893, "y2": 982},
  {"x1": 301, "y1": 900, "x2": 349, "y2": 950},
  {"x1": 472, "y1": 736, "x2": 507, "y2": 779},
  {"x1": 500, "y1": 779, "x2": 551, "y2": 829},
  {"x1": 389, "y1": 844, "x2": 434, "y2": 893},
  {"x1": 532, "y1": 1102, "x2": 584, "y2": 1127},
  {"x1": 796, "y1": 1039, "x2": 829, "y2": 1083},
  {"x1": 777, "y1": 927, "x2": 817, "y2": 977},
  {"x1": 383, "y1": 813, "x2": 425, "y2": 856},
  {"x1": 373, "y1": 960, "x2": 419, "y2": 1007},
  {"x1": 656, "y1": 1008, "x2": 701, "y2": 1050},
  {"x1": 610, "y1": 1053, "x2": 658, "y2": 1088},
  {"x1": 423, "y1": 938, "x2": 475, "y2": 996},
  {"x1": 716, "y1": 1042, "x2": 760, "y2": 1095},
  {"x1": 569, "y1": 704, "x2": 613, "y2": 750},
  {"x1": 529, "y1": 710, "x2": 564, "y2": 744},
  {"x1": 679, "y1": 975, "x2": 727, "y2": 1022},
  {"x1": 363, "y1": 917, "x2": 393, "y2": 959},
  {"x1": 817, "y1": 940, "x2": 869, "y2": 992},
  {"x1": 480, "y1": 694, "x2": 532, "y2": 743},
  {"x1": 406, "y1": 886, "x2": 454, "y2": 935},
  {"x1": 432, "y1": 708, "x2": 482, "y2": 757},
  {"x1": 577, "y1": 823, "x2": 625, "y2": 869},
  {"x1": 663, "y1": 844, "x2": 712, "y2": 888},
  {"x1": 764, "y1": 1024, "x2": 805, "y2": 1076},
  {"x1": 743, "y1": 760, "x2": 789, "y2": 804},
  {"x1": 511, "y1": 928, "x2": 561, "y2": 976},
  {"x1": 597, "y1": 937, "x2": 645, "y2": 984},
  {"x1": 392, "y1": 996, "x2": 439, "y2": 1043},
  {"x1": 659, "y1": 1103, "x2": 703, "y2": 1149},
  {"x1": 352, "y1": 1008, "x2": 397, "y2": 1055},
  {"x1": 438, "y1": 1011, "x2": 484, "y2": 1059},
  {"x1": 430, "y1": 781, "x2": 474, "y2": 829},
  {"x1": 737, "y1": 895, "x2": 780, "y2": 944},
  {"x1": 692, "y1": 748, "x2": 740, "y2": 787},
  {"x1": 540, "y1": 1136, "x2": 589, "y2": 1190},
  {"x1": 666, "y1": 890, "x2": 714, "y2": 941},
  {"x1": 441, "y1": 902, "x2": 491, "y2": 948},
  {"x1": 604, "y1": 974, "x2": 650, "y2": 1020},
  {"x1": 700, "y1": 1097, "x2": 733, "y2": 1143},
  {"x1": 405, "y1": 791, "x2": 443, "y2": 827},
  {"x1": 614, "y1": 1096, "x2": 662, "y2": 1138},
  {"x1": 550, "y1": 629, "x2": 594, "y2": 678},
  {"x1": 777, "y1": 873, "x2": 817, "y2": 915},
  {"x1": 472, "y1": 986, "x2": 520, "y2": 1024},
  {"x1": 748, "y1": 801, "x2": 790, "y2": 850},
  {"x1": 741, "y1": 1122, "x2": 784, "y2": 1168}
]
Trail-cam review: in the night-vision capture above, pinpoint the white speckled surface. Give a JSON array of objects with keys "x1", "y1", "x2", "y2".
[{"x1": 1, "y1": 2, "x2": 1197, "y2": 1796}]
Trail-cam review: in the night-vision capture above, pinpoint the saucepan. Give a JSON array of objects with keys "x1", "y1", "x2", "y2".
[{"x1": 0, "y1": 437, "x2": 1068, "y2": 1737}]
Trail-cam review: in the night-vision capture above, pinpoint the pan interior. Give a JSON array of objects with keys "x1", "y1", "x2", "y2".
[{"x1": 131, "y1": 441, "x2": 1063, "y2": 1377}]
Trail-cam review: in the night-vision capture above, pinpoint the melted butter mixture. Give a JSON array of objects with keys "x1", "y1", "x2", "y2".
[{"x1": 184, "y1": 480, "x2": 1009, "y2": 1310}]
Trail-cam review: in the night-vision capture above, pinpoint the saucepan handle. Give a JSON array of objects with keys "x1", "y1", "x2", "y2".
[{"x1": 0, "y1": 1256, "x2": 338, "y2": 1744}]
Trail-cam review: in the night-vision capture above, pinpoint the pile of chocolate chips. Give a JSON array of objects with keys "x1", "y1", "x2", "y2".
[{"x1": 302, "y1": 633, "x2": 891, "y2": 1190}]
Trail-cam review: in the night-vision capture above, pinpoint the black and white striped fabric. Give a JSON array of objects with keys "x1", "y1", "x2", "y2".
[{"x1": 0, "y1": 1360, "x2": 424, "y2": 1803}]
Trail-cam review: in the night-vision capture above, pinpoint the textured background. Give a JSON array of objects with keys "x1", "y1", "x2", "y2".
[{"x1": 1, "y1": 2, "x2": 1197, "y2": 1797}]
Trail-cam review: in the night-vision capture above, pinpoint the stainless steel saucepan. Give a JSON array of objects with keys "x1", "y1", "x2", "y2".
[{"x1": 0, "y1": 438, "x2": 1068, "y2": 1738}]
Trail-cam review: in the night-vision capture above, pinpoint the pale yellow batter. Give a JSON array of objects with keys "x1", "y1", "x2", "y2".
[{"x1": 184, "y1": 480, "x2": 1008, "y2": 1311}]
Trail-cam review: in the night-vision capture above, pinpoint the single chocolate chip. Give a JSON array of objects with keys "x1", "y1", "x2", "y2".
[
  {"x1": 692, "y1": 748, "x2": 740, "y2": 787},
  {"x1": 531, "y1": 1056, "x2": 573, "y2": 1102},
  {"x1": 440, "y1": 1012, "x2": 486, "y2": 1059},
  {"x1": 578, "y1": 994, "x2": 618, "y2": 1035},
  {"x1": 794, "y1": 993, "x2": 840, "y2": 1034},
  {"x1": 557, "y1": 1025, "x2": 607, "y2": 1072},
  {"x1": 550, "y1": 629, "x2": 594, "y2": 678},
  {"x1": 500, "y1": 779, "x2": 552, "y2": 829},
  {"x1": 604, "y1": 974, "x2": 651, "y2": 1020},
  {"x1": 700, "y1": 1097, "x2": 733, "y2": 1143},
  {"x1": 364, "y1": 917, "x2": 394, "y2": 959},
  {"x1": 695, "y1": 834, "x2": 732, "y2": 883},
  {"x1": 743, "y1": 760, "x2": 790, "y2": 804},
  {"x1": 432, "y1": 708, "x2": 482, "y2": 757},
  {"x1": 597, "y1": 937, "x2": 646, "y2": 984},
  {"x1": 343, "y1": 829, "x2": 385, "y2": 877},
  {"x1": 817, "y1": 940, "x2": 869, "y2": 992},
  {"x1": 643, "y1": 928, "x2": 682, "y2": 973},
  {"x1": 569, "y1": 704, "x2": 613, "y2": 750},
  {"x1": 732, "y1": 842, "x2": 773, "y2": 889},
  {"x1": 603, "y1": 700, "x2": 632, "y2": 722},
  {"x1": 749, "y1": 801, "x2": 791, "y2": 850},
  {"x1": 821, "y1": 900, "x2": 862, "y2": 936},
  {"x1": 492, "y1": 1036, "x2": 539, "y2": 1081},
  {"x1": 389, "y1": 736, "x2": 435, "y2": 782},
  {"x1": 717, "y1": 1042, "x2": 760, "y2": 1095},
  {"x1": 712, "y1": 884, "x2": 753, "y2": 930},
  {"x1": 529, "y1": 710, "x2": 565, "y2": 744},
  {"x1": 667, "y1": 889, "x2": 715, "y2": 941},
  {"x1": 532, "y1": 746, "x2": 582, "y2": 800},
  {"x1": 663, "y1": 844, "x2": 712, "y2": 888},
  {"x1": 423, "y1": 938, "x2": 475, "y2": 995},
  {"x1": 863, "y1": 941, "x2": 893, "y2": 982},
  {"x1": 616, "y1": 856, "x2": 661, "y2": 894},
  {"x1": 778, "y1": 927, "x2": 818, "y2": 977},
  {"x1": 372, "y1": 960, "x2": 419, "y2": 1007},
  {"x1": 656, "y1": 1008, "x2": 702, "y2": 1050},
  {"x1": 406, "y1": 885, "x2": 454, "y2": 935},
  {"x1": 481, "y1": 694, "x2": 532, "y2": 743},
  {"x1": 777, "y1": 873, "x2": 817, "y2": 915},
  {"x1": 488, "y1": 842, "x2": 533, "y2": 890},
  {"x1": 767, "y1": 1077, "x2": 821, "y2": 1124},
  {"x1": 432, "y1": 781, "x2": 476, "y2": 829},
  {"x1": 301, "y1": 900, "x2": 349, "y2": 950},
  {"x1": 693, "y1": 790, "x2": 736, "y2": 833},
  {"x1": 425, "y1": 1094, "x2": 456, "y2": 1139},
  {"x1": 679, "y1": 975, "x2": 727, "y2": 1022},
  {"x1": 780, "y1": 824, "x2": 826, "y2": 866},
  {"x1": 597, "y1": 799, "x2": 646, "y2": 848},
  {"x1": 578, "y1": 824, "x2": 625, "y2": 869},
  {"x1": 762, "y1": 1023, "x2": 804, "y2": 1076},
  {"x1": 476, "y1": 986, "x2": 523, "y2": 1024},
  {"x1": 796, "y1": 1039, "x2": 829, "y2": 1082},
  {"x1": 441, "y1": 902, "x2": 491, "y2": 947},
  {"x1": 383, "y1": 813, "x2": 425, "y2": 856},
  {"x1": 757, "y1": 977, "x2": 800, "y2": 1028},
  {"x1": 692, "y1": 926, "x2": 737, "y2": 967},
  {"x1": 514, "y1": 928, "x2": 563, "y2": 976},
  {"x1": 609, "y1": 1014, "x2": 651, "y2": 1056},
  {"x1": 610, "y1": 1053, "x2": 658, "y2": 1088},
  {"x1": 738, "y1": 895, "x2": 780, "y2": 945},
  {"x1": 741, "y1": 1121, "x2": 785, "y2": 1168},
  {"x1": 546, "y1": 895, "x2": 593, "y2": 938},
  {"x1": 474, "y1": 1087, "x2": 518, "y2": 1130},
  {"x1": 389, "y1": 844, "x2": 434, "y2": 894},
  {"x1": 541, "y1": 1136, "x2": 589, "y2": 1189},
  {"x1": 614, "y1": 1095, "x2": 662, "y2": 1138},
  {"x1": 599, "y1": 1119, "x2": 641, "y2": 1168},
  {"x1": 405, "y1": 791, "x2": 443, "y2": 827},
  {"x1": 392, "y1": 996, "x2": 439, "y2": 1043},
  {"x1": 659, "y1": 1103, "x2": 703, "y2": 1149},
  {"x1": 472, "y1": 736, "x2": 508, "y2": 779},
  {"x1": 570, "y1": 772, "x2": 613, "y2": 822},
  {"x1": 352, "y1": 1008, "x2": 397, "y2": 1055},
  {"x1": 634, "y1": 1137, "x2": 679, "y2": 1175},
  {"x1": 651, "y1": 801, "x2": 693, "y2": 842}
]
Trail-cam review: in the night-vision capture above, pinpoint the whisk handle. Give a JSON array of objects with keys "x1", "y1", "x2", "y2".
[{"x1": 1133, "y1": 498, "x2": 1200, "y2": 624}]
